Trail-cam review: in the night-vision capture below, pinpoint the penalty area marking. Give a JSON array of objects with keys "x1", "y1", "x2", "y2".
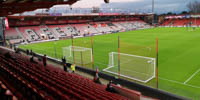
[
  {"x1": 183, "y1": 67, "x2": 200, "y2": 84},
  {"x1": 159, "y1": 77, "x2": 200, "y2": 89}
]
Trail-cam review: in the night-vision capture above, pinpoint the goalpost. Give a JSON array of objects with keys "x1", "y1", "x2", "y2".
[
  {"x1": 62, "y1": 46, "x2": 92, "y2": 65},
  {"x1": 103, "y1": 52, "x2": 156, "y2": 83}
]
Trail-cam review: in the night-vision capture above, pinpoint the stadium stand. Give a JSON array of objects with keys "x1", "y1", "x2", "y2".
[
  {"x1": 16, "y1": 25, "x2": 61, "y2": 43},
  {"x1": 5, "y1": 19, "x2": 150, "y2": 44},
  {"x1": 39, "y1": 25, "x2": 57, "y2": 40},
  {"x1": 71, "y1": 24, "x2": 87, "y2": 36},
  {"x1": 17, "y1": 26, "x2": 41, "y2": 42},
  {"x1": 0, "y1": 77, "x2": 19, "y2": 100},
  {"x1": 47, "y1": 25, "x2": 69, "y2": 38},
  {"x1": 86, "y1": 24, "x2": 99, "y2": 34},
  {"x1": 93, "y1": 22, "x2": 112, "y2": 33},
  {"x1": 191, "y1": 18, "x2": 200, "y2": 26},
  {"x1": 4, "y1": 28, "x2": 21, "y2": 40},
  {"x1": 112, "y1": 21, "x2": 129, "y2": 31},
  {"x1": 161, "y1": 18, "x2": 200, "y2": 27},
  {"x1": 4, "y1": 28, "x2": 23, "y2": 44},
  {"x1": 113, "y1": 20, "x2": 150, "y2": 31},
  {"x1": 107, "y1": 23, "x2": 120, "y2": 32},
  {"x1": 161, "y1": 19, "x2": 173, "y2": 26},
  {"x1": 172, "y1": 19, "x2": 190, "y2": 26},
  {"x1": 0, "y1": 47, "x2": 133, "y2": 100},
  {"x1": 67, "y1": 25, "x2": 80, "y2": 36}
]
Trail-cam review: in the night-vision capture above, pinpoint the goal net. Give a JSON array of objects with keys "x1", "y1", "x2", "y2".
[
  {"x1": 62, "y1": 46, "x2": 92, "y2": 65},
  {"x1": 103, "y1": 52, "x2": 156, "y2": 83}
]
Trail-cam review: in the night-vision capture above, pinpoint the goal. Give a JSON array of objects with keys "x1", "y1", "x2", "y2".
[
  {"x1": 62, "y1": 46, "x2": 92, "y2": 64},
  {"x1": 103, "y1": 52, "x2": 156, "y2": 83}
]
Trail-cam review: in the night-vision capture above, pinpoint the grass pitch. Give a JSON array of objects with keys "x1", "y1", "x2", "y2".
[{"x1": 19, "y1": 27, "x2": 200, "y2": 99}]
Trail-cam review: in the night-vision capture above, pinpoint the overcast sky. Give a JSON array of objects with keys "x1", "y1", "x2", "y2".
[{"x1": 67, "y1": 0, "x2": 197, "y2": 14}]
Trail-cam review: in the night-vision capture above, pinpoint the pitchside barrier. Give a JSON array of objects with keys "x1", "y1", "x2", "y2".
[{"x1": 22, "y1": 45, "x2": 63, "y2": 60}]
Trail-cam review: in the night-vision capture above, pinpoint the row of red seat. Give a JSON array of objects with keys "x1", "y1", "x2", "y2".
[
  {"x1": 161, "y1": 18, "x2": 200, "y2": 26},
  {"x1": 0, "y1": 76, "x2": 19, "y2": 100},
  {"x1": 0, "y1": 48, "x2": 128, "y2": 100},
  {"x1": 0, "y1": 56, "x2": 52, "y2": 100}
]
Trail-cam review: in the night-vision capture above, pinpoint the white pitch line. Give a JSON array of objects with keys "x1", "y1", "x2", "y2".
[
  {"x1": 184, "y1": 67, "x2": 200, "y2": 84},
  {"x1": 159, "y1": 77, "x2": 200, "y2": 89}
]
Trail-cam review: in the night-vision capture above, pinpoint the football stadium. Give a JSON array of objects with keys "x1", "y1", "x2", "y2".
[{"x1": 0, "y1": 0, "x2": 200, "y2": 100}]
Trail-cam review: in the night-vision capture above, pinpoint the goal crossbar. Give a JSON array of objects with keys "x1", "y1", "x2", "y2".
[
  {"x1": 62, "y1": 45, "x2": 93, "y2": 64},
  {"x1": 103, "y1": 52, "x2": 156, "y2": 83}
]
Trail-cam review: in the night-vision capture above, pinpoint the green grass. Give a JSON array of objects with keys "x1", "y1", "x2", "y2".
[{"x1": 19, "y1": 27, "x2": 200, "y2": 100}]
